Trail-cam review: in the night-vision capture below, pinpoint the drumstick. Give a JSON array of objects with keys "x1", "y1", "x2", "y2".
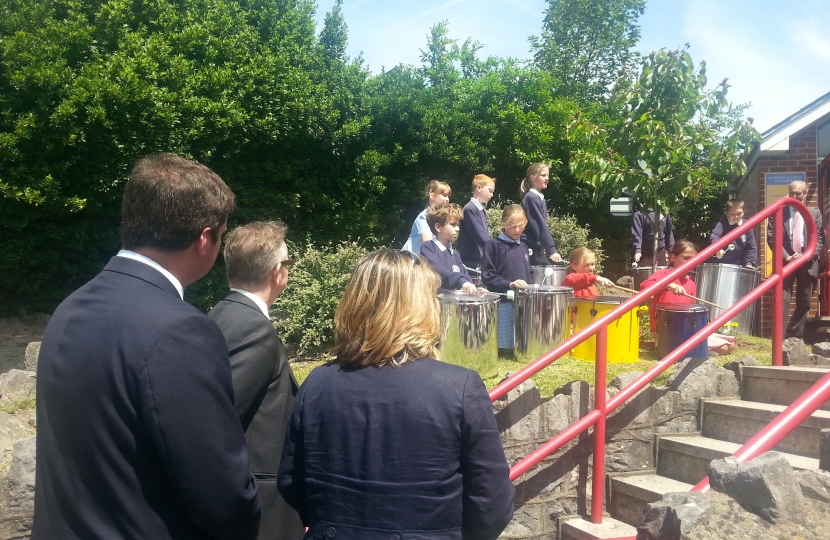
[{"x1": 608, "y1": 284, "x2": 727, "y2": 311}]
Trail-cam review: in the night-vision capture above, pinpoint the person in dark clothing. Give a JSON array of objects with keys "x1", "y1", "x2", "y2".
[
  {"x1": 458, "y1": 174, "x2": 495, "y2": 269},
  {"x1": 709, "y1": 199, "x2": 757, "y2": 267},
  {"x1": 520, "y1": 162, "x2": 561, "y2": 265},
  {"x1": 209, "y1": 221, "x2": 304, "y2": 540},
  {"x1": 421, "y1": 203, "x2": 478, "y2": 293},
  {"x1": 631, "y1": 207, "x2": 675, "y2": 267},
  {"x1": 277, "y1": 249, "x2": 516, "y2": 540}
]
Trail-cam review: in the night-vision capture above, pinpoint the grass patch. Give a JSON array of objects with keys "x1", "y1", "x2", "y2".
[{"x1": 0, "y1": 397, "x2": 36, "y2": 414}]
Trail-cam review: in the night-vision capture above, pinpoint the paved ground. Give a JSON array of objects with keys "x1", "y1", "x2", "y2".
[{"x1": 0, "y1": 316, "x2": 48, "y2": 375}]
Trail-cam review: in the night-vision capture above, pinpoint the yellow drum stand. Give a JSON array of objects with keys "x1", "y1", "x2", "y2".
[{"x1": 571, "y1": 296, "x2": 639, "y2": 363}]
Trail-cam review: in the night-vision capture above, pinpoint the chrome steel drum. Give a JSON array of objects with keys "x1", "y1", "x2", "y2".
[
  {"x1": 696, "y1": 263, "x2": 759, "y2": 335},
  {"x1": 633, "y1": 266, "x2": 668, "y2": 290},
  {"x1": 438, "y1": 291, "x2": 500, "y2": 378},
  {"x1": 531, "y1": 265, "x2": 567, "y2": 286},
  {"x1": 514, "y1": 285, "x2": 573, "y2": 362},
  {"x1": 655, "y1": 303, "x2": 709, "y2": 360},
  {"x1": 469, "y1": 275, "x2": 483, "y2": 287}
]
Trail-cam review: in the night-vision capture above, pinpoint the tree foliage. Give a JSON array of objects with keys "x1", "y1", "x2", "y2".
[
  {"x1": 568, "y1": 47, "x2": 759, "y2": 266},
  {"x1": 531, "y1": 0, "x2": 645, "y2": 103}
]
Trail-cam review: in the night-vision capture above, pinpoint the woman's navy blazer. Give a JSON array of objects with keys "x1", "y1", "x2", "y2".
[{"x1": 277, "y1": 359, "x2": 515, "y2": 540}]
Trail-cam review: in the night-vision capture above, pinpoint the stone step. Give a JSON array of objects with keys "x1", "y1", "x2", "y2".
[
  {"x1": 561, "y1": 516, "x2": 636, "y2": 540},
  {"x1": 608, "y1": 473, "x2": 693, "y2": 526},
  {"x1": 742, "y1": 365, "x2": 830, "y2": 410},
  {"x1": 656, "y1": 434, "x2": 819, "y2": 485},
  {"x1": 701, "y1": 398, "x2": 830, "y2": 458}
]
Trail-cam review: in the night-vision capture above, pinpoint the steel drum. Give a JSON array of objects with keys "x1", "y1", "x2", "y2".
[
  {"x1": 514, "y1": 285, "x2": 573, "y2": 362},
  {"x1": 531, "y1": 265, "x2": 568, "y2": 286},
  {"x1": 438, "y1": 291, "x2": 500, "y2": 378},
  {"x1": 633, "y1": 266, "x2": 668, "y2": 290},
  {"x1": 571, "y1": 296, "x2": 640, "y2": 363},
  {"x1": 696, "y1": 263, "x2": 759, "y2": 335},
  {"x1": 655, "y1": 303, "x2": 709, "y2": 360}
]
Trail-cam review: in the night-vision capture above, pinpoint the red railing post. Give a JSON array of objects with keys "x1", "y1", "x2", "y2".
[
  {"x1": 591, "y1": 327, "x2": 608, "y2": 524},
  {"x1": 772, "y1": 206, "x2": 784, "y2": 367}
]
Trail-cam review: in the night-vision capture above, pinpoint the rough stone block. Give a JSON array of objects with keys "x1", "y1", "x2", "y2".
[
  {"x1": 616, "y1": 275, "x2": 634, "y2": 289},
  {"x1": 708, "y1": 452, "x2": 803, "y2": 524},
  {"x1": 609, "y1": 371, "x2": 646, "y2": 391},
  {"x1": 782, "y1": 337, "x2": 811, "y2": 366},
  {"x1": 24, "y1": 341, "x2": 40, "y2": 373},
  {"x1": 554, "y1": 380, "x2": 593, "y2": 420},
  {"x1": 0, "y1": 410, "x2": 37, "y2": 471},
  {"x1": 811, "y1": 341, "x2": 830, "y2": 359},
  {"x1": 501, "y1": 502, "x2": 544, "y2": 536},
  {"x1": 494, "y1": 376, "x2": 542, "y2": 441},
  {"x1": 794, "y1": 470, "x2": 830, "y2": 501},
  {"x1": 715, "y1": 367, "x2": 740, "y2": 397},
  {"x1": 0, "y1": 369, "x2": 36, "y2": 407},
  {"x1": 636, "y1": 491, "x2": 711, "y2": 540},
  {"x1": 543, "y1": 393, "x2": 572, "y2": 436},
  {"x1": 668, "y1": 358, "x2": 717, "y2": 409},
  {"x1": 6, "y1": 435, "x2": 36, "y2": 512},
  {"x1": 606, "y1": 436, "x2": 653, "y2": 472},
  {"x1": 821, "y1": 429, "x2": 830, "y2": 472},
  {"x1": 812, "y1": 354, "x2": 830, "y2": 366},
  {"x1": 722, "y1": 355, "x2": 760, "y2": 385}
]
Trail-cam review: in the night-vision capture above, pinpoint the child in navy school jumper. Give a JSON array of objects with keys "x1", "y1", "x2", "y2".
[
  {"x1": 402, "y1": 180, "x2": 451, "y2": 255},
  {"x1": 520, "y1": 162, "x2": 561, "y2": 266},
  {"x1": 561, "y1": 247, "x2": 614, "y2": 298},
  {"x1": 709, "y1": 199, "x2": 757, "y2": 267},
  {"x1": 420, "y1": 203, "x2": 478, "y2": 293},
  {"x1": 482, "y1": 205, "x2": 532, "y2": 353},
  {"x1": 458, "y1": 174, "x2": 495, "y2": 269}
]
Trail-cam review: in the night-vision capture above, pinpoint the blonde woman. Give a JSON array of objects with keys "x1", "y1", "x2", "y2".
[
  {"x1": 402, "y1": 180, "x2": 451, "y2": 254},
  {"x1": 278, "y1": 249, "x2": 515, "y2": 540}
]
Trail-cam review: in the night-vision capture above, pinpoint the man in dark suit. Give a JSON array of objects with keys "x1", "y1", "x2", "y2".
[
  {"x1": 209, "y1": 221, "x2": 304, "y2": 540},
  {"x1": 767, "y1": 180, "x2": 825, "y2": 339},
  {"x1": 631, "y1": 207, "x2": 675, "y2": 267},
  {"x1": 33, "y1": 154, "x2": 261, "y2": 540}
]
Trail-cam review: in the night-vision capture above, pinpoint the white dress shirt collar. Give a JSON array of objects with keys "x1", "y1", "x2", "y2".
[
  {"x1": 229, "y1": 288, "x2": 270, "y2": 318},
  {"x1": 431, "y1": 238, "x2": 452, "y2": 253},
  {"x1": 529, "y1": 188, "x2": 544, "y2": 200},
  {"x1": 470, "y1": 198, "x2": 484, "y2": 211},
  {"x1": 117, "y1": 250, "x2": 184, "y2": 299}
]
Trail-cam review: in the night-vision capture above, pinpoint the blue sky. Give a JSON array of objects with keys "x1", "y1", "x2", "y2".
[{"x1": 312, "y1": 0, "x2": 830, "y2": 133}]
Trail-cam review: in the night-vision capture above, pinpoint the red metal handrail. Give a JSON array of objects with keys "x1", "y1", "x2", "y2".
[{"x1": 490, "y1": 197, "x2": 818, "y2": 525}]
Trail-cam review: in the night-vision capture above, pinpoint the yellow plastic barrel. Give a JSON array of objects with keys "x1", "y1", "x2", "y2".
[{"x1": 571, "y1": 296, "x2": 639, "y2": 363}]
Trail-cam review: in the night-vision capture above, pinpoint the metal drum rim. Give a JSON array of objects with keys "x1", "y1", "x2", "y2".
[
  {"x1": 437, "y1": 291, "x2": 500, "y2": 305},
  {"x1": 574, "y1": 295, "x2": 628, "y2": 305},
  {"x1": 516, "y1": 285, "x2": 574, "y2": 294},
  {"x1": 697, "y1": 262, "x2": 760, "y2": 276},
  {"x1": 654, "y1": 302, "x2": 709, "y2": 313}
]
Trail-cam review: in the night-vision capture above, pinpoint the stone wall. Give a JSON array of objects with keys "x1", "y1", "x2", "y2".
[{"x1": 494, "y1": 359, "x2": 740, "y2": 539}]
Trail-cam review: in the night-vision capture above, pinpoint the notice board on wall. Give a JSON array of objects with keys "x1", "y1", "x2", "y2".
[{"x1": 763, "y1": 172, "x2": 806, "y2": 277}]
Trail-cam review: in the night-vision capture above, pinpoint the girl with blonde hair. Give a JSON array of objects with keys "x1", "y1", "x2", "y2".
[
  {"x1": 278, "y1": 249, "x2": 515, "y2": 539},
  {"x1": 520, "y1": 163, "x2": 561, "y2": 265},
  {"x1": 402, "y1": 179, "x2": 451, "y2": 255},
  {"x1": 562, "y1": 247, "x2": 614, "y2": 298}
]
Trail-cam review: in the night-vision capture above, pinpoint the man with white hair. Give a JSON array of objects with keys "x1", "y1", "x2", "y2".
[
  {"x1": 209, "y1": 221, "x2": 304, "y2": 540},
  {"x1": 767, "y1": 180, "x2": 825, "y2": 339}
]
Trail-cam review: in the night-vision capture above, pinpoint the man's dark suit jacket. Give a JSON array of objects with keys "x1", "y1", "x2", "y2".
[
  {"x1": 766, "y1": 205, "x2": 825, "y2": 276},
  {"x1": 32, "y1": 256, "x2": 261, "y2": 540},
  {"x1": 209, "y1": 292, "x2": 304, "y2": 540}
]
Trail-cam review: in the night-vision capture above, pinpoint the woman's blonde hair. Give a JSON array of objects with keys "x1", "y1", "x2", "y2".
[
  {"x1": 472, "y1": 174, "x2": 495, "y2": 190},
  {"x1": 501, "y1": 204, "x2": 527, "y2": 228},
  {"x1": 569, "y1": 247, "x2": 595, "y2": 269},
  {"x1": 426, "y1": 179, "x2": 452, "y2": 199},
  {"x1": 333, "y1": 249, "x2": 442, "y2": 368},
  {"x1": 520, "y1": 162, "x2": 550, "y2": 197}
]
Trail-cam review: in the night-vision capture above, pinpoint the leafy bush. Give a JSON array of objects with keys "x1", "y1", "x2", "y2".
[
  {"x1": 272, "y1": 241, "x2": 369, "y2": 356},
  {"x1": 485, "y1": 202, "x2": 604, "y2": 270}
]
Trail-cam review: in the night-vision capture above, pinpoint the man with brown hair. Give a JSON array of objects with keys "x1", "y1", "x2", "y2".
[
  {"x1": 33, "y1": 153, "x2": 261, "y2": 540},
  {"x1": 209, "y1": 221, "x2": 304, "y2": 540}
]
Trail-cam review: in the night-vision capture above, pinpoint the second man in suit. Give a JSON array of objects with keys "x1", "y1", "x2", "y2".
[{"x1": 209, "y1": 221, "x2": 304, "y2": 540}]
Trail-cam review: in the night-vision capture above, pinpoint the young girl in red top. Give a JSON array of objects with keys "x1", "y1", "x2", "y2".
[
  {"x1": 640, "y1": 240, "x2": 735, "y2": 354},
  {"x1": 562, "y1": 247, "x2": 613, "y2": 297}
]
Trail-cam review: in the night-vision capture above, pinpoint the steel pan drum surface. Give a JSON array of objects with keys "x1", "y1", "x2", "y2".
[
  {"x1": 696, "y1": 263, "x2": 758, "y2": 335},
  {"x1": 531, "y1": 265, "x2": 568, "y2": 286},
  {"x1": 438, "y1": 292, "x2": 500, "y2": 378},
  {"x1": 655, "y1": 303, "x2": 709, "y2": 360},
  {"x1": 514, "y1": 285, "x2": 573, "y2": 362},
  {"x1": 571, "y1": 296, "x2": 639, "y2": 363}
]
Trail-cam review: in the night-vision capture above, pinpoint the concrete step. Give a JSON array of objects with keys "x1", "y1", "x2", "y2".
[
  {"x1": 656, "y1": 434, "x2": 819, "y2": 485},
  {"x1": 742, "y1": 365, "x2": 830, "y2": 410},
  {"x1": 701, "y1": 398, "x2": 830, "y2": 458},
  {"x1": 561, "y1": 516, "x2": 636, "y2": 540},
  {"x1": 608, "y1": 473, "x2": 693, "y2": 526}
]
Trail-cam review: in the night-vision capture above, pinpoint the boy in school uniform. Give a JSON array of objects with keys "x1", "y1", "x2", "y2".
[
  {"x1": 420, "y1": 203, "x2": 478, "y2": 293},
  {"x1": 458, "y1": 174, "x2": 495, "y2": 269},
  {"x1": 710, "y1": 199, "x2": 757, "y2": 267}
]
